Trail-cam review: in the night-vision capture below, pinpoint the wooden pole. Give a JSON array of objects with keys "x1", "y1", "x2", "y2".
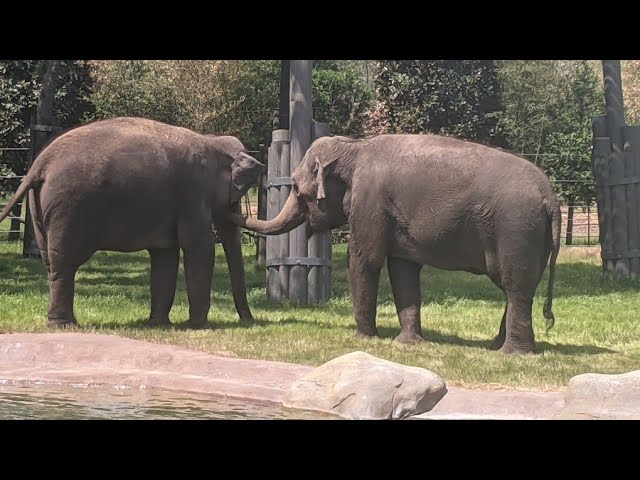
[
  {"x1": 288, "y1": 60, "x2": 313, "y2": 304},
  {"x1": 308, "y1": 120, "x2": 332, "y2": 303},
  {"x1": 23, "y1": 60, "x2": 62, "y2": 259},
  {"x1": 278, "y1": 138, "x2": 291, "y2": 298},
  {"x1": 592, "y1": 115, "x2": 613, "y2": 273},
  {"x1": 623, "y1": 126, "x2": 640, "y2": 277},
  {"x1": 266, "y1": 132, "x2": 284, "y2": 299},
  {"x1": 602, "y1": 60, "x2": 629, "y2": 276},
  {"x1": 279, "y1": 61, "x2": 290, "y2": 130},
  {"x1": 256, "y1": 143, "x2": 267, "y2": 267}
]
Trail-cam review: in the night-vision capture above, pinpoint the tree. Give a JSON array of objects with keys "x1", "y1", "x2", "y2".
[
  {"x1": 89, "y1": 60, "x2": 179, "y2": 125},
  {"x1": 89, "y1": 60, "x2": 374, "y2": 150},
  {"x1": 369, "y1": 60, "x2": 506, "y2": 145},
  {"x1": 312, "y1": 66, "x2": 373, "y2": 137},
  {"x1": 500, "y1": 60, "x2": 604, "y2": 244},
  {"x1": 545, "y1": 61, "x2": 604, "y2": 244},
  {"x1": 621, "y1": 60, "x2": 640, "y2": 125},
  {"x1": 0, "y1": 60, "x2": 93, "y2": 196}
]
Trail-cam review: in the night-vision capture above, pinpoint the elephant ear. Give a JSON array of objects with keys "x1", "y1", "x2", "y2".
[
  {"x1": 232, "y1": 152, "x2": 265, "y2": 192},
  {"x1": 314, "y1": 155, "x2": 338, "y2": 201}
]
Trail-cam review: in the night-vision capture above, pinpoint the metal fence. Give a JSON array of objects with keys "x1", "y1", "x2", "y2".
[
  {"x1": 0, "y1": 148, "x2": 602, "y2": 247},
  {"x1": 0, "y1": 148, "x2": 262, "y2": 244},
  {"x1": 0, "y1": 146, "x2": 29, "y2": 242}
]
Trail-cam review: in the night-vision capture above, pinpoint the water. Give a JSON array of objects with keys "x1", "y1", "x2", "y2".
[{"x1": 0, "y1": 382, "x2": 338, "y2": 420}]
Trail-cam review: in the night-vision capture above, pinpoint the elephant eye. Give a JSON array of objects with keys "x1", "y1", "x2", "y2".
[{"x1": 292, "y1": 183, "x2": 300, "y2": 197}]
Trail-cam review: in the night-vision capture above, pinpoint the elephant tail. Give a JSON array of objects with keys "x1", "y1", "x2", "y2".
[
  {"x1": 0, "y1": 172, "x2": 37, "y2": 224},
  {"x1": 543, "y1": 199, "x2": 562, "y2": 331}
]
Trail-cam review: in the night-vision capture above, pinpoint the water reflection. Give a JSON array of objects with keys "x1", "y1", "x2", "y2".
[{"x1": 0, "y1": 382, "x2": 338, "y2": 420}]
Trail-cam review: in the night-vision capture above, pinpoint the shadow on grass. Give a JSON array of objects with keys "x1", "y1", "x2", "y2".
[
  {"x1": 89, "y1": 315, "x2": 338, "y2": 332},
  {"x1": 2, "y1": 247, "x2": 640, "y2": 313},
  {"x1": 376, "y1": 326, "x2": 616, "y2": 355}
]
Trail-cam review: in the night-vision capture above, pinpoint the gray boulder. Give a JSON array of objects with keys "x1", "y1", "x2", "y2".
[
  {"x1": 283, "y1": 351, "x2": 447, "y2": 419},
  {"x1": 554, "y1": 370, "x2": 640, "y2": 420}
]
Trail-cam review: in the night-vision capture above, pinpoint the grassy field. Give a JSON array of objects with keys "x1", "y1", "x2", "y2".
[{"x1": 1, "y1": 240, "x2": 639, "y2": 391}]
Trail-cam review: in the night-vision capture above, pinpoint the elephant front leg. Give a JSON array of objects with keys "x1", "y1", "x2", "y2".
[
  {"x1": 183, "y1": 246, "x2": 214, "y2": 329},
  {"x1": 147, "y1": 248, "x2": 179, "y2": 328},
  {"x1": 387, "y1": 257, "x2": 424, "y2": 344},
  {"x1": 348, "y1": 250, "x2": 382, "y2": 339},
  {"x1": 217, "y1": 221, "x2": 254, "y2": 323}
]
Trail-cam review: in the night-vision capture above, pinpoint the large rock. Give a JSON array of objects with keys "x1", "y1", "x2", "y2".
[
  {"x1": 283, "y1": 351, "x2": 447, "y2": 419},
  {"x1": 554, "y1": 370, "x2": 640, "y2": 420}
]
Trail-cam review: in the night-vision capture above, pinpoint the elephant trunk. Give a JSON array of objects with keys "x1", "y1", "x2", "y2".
[{"x1": 244, "y1": 191, "x2": 306, "y2": 235}]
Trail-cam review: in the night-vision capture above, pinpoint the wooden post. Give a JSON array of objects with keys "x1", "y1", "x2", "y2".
[
  {"x1": 288, "y1": 60, "x2": 313, "y2": 304},
  {"x1": 23, "y1": 60, "x2": 62, "y2": 259},
  {"x1": 8, "y1": 199, "x2": 21, "y2": 241},
  {"x1": 266, "y1": 131, "x2": 285, "y2": 299},
  {"x1": 566, "y1": 202, "x2": 574, "y2": 245},
  {"x1": 256, "y1": 143, "x2": 267, "y2": 267},
  {"x1": 592, "y1": 115, "x2": 613, "y2": 272},
  {"x1": 602, "y1": 60, "x2": 629, "y2": 276},
  {"x1": 308, "y1": 120, "x2": 332, "y2": 303},
  {"x1": 279, "y1": 61, "x2": 290, "y2": 131},
  {"x1": 623, "y1": 126, "x2": 640, "y2": 277},
  {"x1": 278, "y1": 138, "x2": 291, "y2": 298}
]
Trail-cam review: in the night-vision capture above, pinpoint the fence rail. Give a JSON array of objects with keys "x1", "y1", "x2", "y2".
[{"x1": 1, "y1": 148, "x2": 602, "y2": 246}]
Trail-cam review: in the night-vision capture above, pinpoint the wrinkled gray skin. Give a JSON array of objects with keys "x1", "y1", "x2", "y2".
[
  {"x1": 234, "y1": 134, "x2": 562, "y2": 354},
  {"x1": 0, "y1": 117, "x2": 264, "y2": 329}
]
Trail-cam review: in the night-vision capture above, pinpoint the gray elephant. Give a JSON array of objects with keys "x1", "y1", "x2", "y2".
[
  {"x1": 234, "y1": 134, "x2": 561, "y2": 354},
  {"x1": 0, "y1": 117, "x2": 264, "y2": 329}
]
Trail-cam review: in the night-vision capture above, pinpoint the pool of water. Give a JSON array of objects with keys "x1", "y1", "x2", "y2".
[{"x1": 0, "y1": 382, "x2": 338, "y2": 420}]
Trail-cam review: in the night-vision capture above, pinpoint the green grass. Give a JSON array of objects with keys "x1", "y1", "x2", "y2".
[{"x1": 1, "y1": 241, "x2": 639, "y2": 391}]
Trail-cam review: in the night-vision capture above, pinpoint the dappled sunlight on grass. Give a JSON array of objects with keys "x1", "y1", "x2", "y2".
[{"x1": 1, "y1": 241, "x2": 639, "y2": 390}]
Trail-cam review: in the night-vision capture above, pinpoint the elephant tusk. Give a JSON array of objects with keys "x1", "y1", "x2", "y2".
[{"x1": 315, "y1": 156, "x2": 326, "y2": 200}]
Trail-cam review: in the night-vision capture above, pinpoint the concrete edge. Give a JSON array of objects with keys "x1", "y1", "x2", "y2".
[{"x1": 0, "y1": 332, "x2": 567, "y2": 419}]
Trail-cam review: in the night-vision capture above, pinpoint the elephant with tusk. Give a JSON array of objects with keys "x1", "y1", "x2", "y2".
[
  {"x1": 233, "y1": 134, "x2": 561, "y2": 355},
  {"x1": 0, "y1": 117, "x2": 265, "y2": 329}
]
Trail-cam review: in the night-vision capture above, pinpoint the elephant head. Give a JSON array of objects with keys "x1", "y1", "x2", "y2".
[
  {"x1": 236, "y1": 136, "x2": 355, "y2": 235},
  {"x1": 206, "y1": 135, "x2": 265, "y2": 212}
]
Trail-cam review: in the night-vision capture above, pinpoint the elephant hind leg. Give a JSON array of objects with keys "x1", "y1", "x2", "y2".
[
  {"x1": 387, "y1": 257, "x2": 424, "y2": 344},
  {"x1": 28, "y1": 190, "x2": 50, "y2": 273},
  {"x1": 498, "y1": 289, "x2": 536, "y2": 354},
  {"x1": 46, "y1": 227, "x2": 94, "y2": 328},
  {"x1": 147, "y1": 248, "x2": 179, "y2": 327}
]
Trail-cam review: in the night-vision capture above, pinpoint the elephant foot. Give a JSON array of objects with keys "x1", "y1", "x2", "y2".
[
  {"x1": 490, "y1": 335, "x2": 505, "y2": 351},
  {"x1": 353, "y1": 328, "x2": 379, "y2": 340},
  {"x1": 146, "y1": 317, "x2": 171, "y2": 329},
  {"x1": 185, "y1": 319, "x2": 213, "y2": 330},
  {"x1": 238, "y1": 312, "x2": 255, "y2": 325},
  {"x1": 48, "y1": 318, "x2": 80, "y2": 329},
  {"x1": 393, "y1": 331, "x2": 425, "y2": 345},
  {"x1": 498, "y1": 342, "x2": 535, "y2": 355}
]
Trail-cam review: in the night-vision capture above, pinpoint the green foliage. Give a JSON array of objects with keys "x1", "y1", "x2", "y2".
[
  {"x1": 0, "y1": 61, "x2": 40, "y2": 192},
  {"x1": 500, "y1": 61, "x2": 604, "y2": 203},
  {"x1": 371, "y1": 60, "x2": 506, "y2": 145},
  {"x1": 312, "y1": 67, "x2": 373, "y2": 137},
  {"x1": 89, "y1": 60, "x2": 373, "y2": 151},
  {"x1": 0, "y1": 60, "x2": 93, "y2": 196},
  {"x1": 89, "y1": 61, "x2": 179, "y2": 125}
]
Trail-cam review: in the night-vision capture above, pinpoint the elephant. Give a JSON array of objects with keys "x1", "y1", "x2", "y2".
[
  {"x1": 233, "y1": 134, "x2": 562, "y2": 354},
  {"x1": 0, "y1": 117, "x2": 265, "y2": 329}
]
